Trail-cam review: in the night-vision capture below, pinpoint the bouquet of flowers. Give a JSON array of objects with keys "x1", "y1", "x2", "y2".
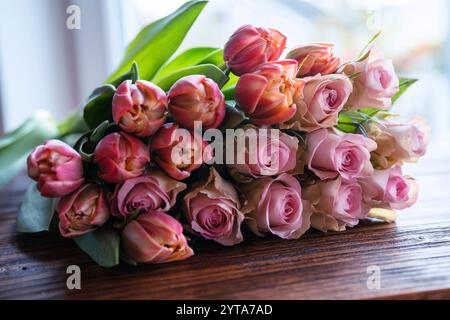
[{"x1": 6, "y1": 1, "x2": 429, "y2": 267}]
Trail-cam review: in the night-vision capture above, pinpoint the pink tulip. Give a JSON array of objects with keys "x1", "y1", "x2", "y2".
[
  {"x1": 168, "y1": 75, "x2": 225, "y2": 130},
  {"x1": 223, "y1": 25, "x2": 287, "y2": 76},
  {"x1": 306, "y1": 128, "x2": 377, "y2": 181},
  {"x1": 235, "y1": 60, "x2": 301, "y2": 126},
  {"x1": 111, "y1": 170, "x2": 186, "y2": 217},
  {"x1": 27, "y1": 139, "x2": 84, "y2": 197},
  {"x1": 149, "y1": 123, "x2": 213, "y2": 180},
  {"x1": 93, "y1": 132, "x2": 150, "y2": 184},
  {"x1": 359, "y1": 165, "x2": 418, "y2": 210},
  {"x1": 183, "y1": 168, "x2": 244, "y2": 246},
  {"x1": 121, "y1": 211, "x2": 194, "y2": 264},
  {"x1": 241, "y1": 174, "x2": 311, "y2": 239},
  {"x1": 112, "y1": 80, "x2": 167, "y2": 137},
  {"x1": 57, "y1": 183, "x2": 110, "y2": 238},
  {"x1": 286, "y1": 43, "x2": 340, "y2": 77}
]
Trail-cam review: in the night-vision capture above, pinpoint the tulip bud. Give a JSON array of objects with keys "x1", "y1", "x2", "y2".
[
  {"x1": 112, "y1": 80, "x2": 168, "y2": 137},
  {"x1": 224, "y1": 25, "x2": 287, "y2": 76},
  {"x1": 27, "y1": 139, "x2": 84, "y2": 197},
  {"x1": 121, "y1": 211, "x2": 194, "y2": 264},
  {"x1": 235, "y1": 59, "x2": 300, "y2": 126},
  {"x1": 150, "y1": 123, "x2": 213, "y2": 181},
  {"x1": 57, "y1": 183, "x2": 110, "y2": 238},
  {"x1": 93, "y1": 132, "x2": 150, "y2": 183},
  {"x1": 286, "y1": 43, "x2": 340, "y2": 77},
  {"x1": 168, "y1": 75, "x2": 225, "y2": 130}
]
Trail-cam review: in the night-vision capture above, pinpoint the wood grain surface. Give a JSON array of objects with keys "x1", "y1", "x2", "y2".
[{"x1": 1, "y1": 139, "x2": 450, "y2": 300}]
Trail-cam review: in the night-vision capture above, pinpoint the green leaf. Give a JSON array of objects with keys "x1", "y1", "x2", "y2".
[
  {"x1": 357, "y1": 31, "x2": 381, "y2": 61},
  {"x1": 74, "y1": 121, "x2": 113, "y2": 161},
  {"x1": 74, "y1": 226, "x2": 120, "y2": 267},
  {"x1": 107, "y1": 0, "x2": 208, "y2": 83},
  {"x1": 392, "y1": 77, "x2": 418, "y2": 104},
  {"x1": 82, "y1": 84, "x2": 116, "y2": 129},
  {"x1": 219, "y1": 102, "x2": 248, "y2": 130},
  {"x1": 17, "y1": 183, "x2": 56, "y2": 233},
  {"x1": 152, "y1": 47, "x2": 223, "y2": 82},
  {"x1": 109, "y1": 62, "x2": 140, "y2": 88},
  {"x1": 222, "y1": 84, "x2": 236, "y2": 100},
  {"x1": 154, "y1": 64, "x2": 229, "y2": 92},
  {"x1": 0, "y1": 110, "x2": 59, "y2": 189}
]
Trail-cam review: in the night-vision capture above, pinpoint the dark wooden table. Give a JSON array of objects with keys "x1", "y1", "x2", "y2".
[{"x1": 1, "y1": 138, "x2": 450, "y2": 300}]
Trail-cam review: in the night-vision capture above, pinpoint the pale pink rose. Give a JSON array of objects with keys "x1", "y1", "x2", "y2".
[
  {"x1": 121, "y1": 211, "x2": 194, "y2": 264},
  {"x1": 241, "y1": 174, "x2": 311, "y2": 239},
  {"x1": 183, "y1": 168, "x2": 244, "y2": 246},
  {"x1": 359, "y1": 165, "x2": 418, "y2": 210},
  {"x1": 111, "y1": 170, "x2": 187, "y2": 217},
  {"x1": 285, "y1": 43, "x2": 340, "y2": 77},
  {"x1": 281, "y1": 74, "x2": 353, "y2": 132},
  {"x1": 367, "y1": 117, "x2": 429, "y2": 169},
  {"x1": 303, "y1": 177, "x2": 368, "y2": 232},
  {"x1": 306, "y1": 128, "x2": 377, "y2": 181},
  {"x1": 344, "y1": 47, "x2": 399, "y2": 110},
  {"x1": 227, "y1": 125, "x2": 299, "y2": 182}
]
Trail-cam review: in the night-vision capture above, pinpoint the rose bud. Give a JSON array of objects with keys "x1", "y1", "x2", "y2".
[
  {"x1": 286, "y1": 43, "x2": 340, "y2": 77},
  {"x1": 27, "y1": 139, "x2": 84, "y2": 197},
  {"x1": 168, "y1": 75, "x2": 225, "y2": 130},
  {"x1": 343, "y1": 47, "x2": 399, "y2": 110},
  {"x1": 111, "y1": 170, "x2": 186, "y2": 217},
  {"x1": 223, "y1": 25, "x2": 287, "y2": 76},
  {"x1": 227, "y1": 125, "x2": 299, "y2": 182},
  {"x1": 57, "y1": 183, "x2": 110, "y2": 238},
  {"x1": 121, "y1": 211, "x2": 194, "y2": 264},
  {"x1": 366, "y1": 117, "x2": 429, "y2": 169},
  {"x1": 183, "y1": 168, "x2": 244, "y2": 246},
  {"x1": 112, "y1": 80, "x2": 168, "y2": 137},
  {"x1": 281, "y1": 74, "x2": 352, "y2": 132},
  {"x1": 93, "y1": 132, "x2": 150, "y2": 184},
  {"x1": 306, "y1": 128, "x2": 377, "y2": 181},
  {"x1": 235, "y1": 60, "x2": 301, "y2": 126},
  {"x1": 359, "y1": 165, "x2": 418, "y2": 210},
  {"x1": 149, "y1": 123, "x2": 213, "y2": 181},
  {"x1": 241, "y1": 174, "x2": 312, "y2": 239},
  {"x1": 303, "y1": 177, "x2": 367, "y2": 232}
]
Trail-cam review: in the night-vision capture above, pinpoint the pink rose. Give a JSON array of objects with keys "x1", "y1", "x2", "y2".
[
  {"x1": 57, "y1": 183, "x2": 110, "y2": 238},
  {"x1": 93, "y1": 132, "x2": 150, "y2": 184},
  {"x1": 223, "y1": 25, "x2": 287, "y2": 76},
  {"x1": 359, "y1": 165, "x2": 418, "y2": 210},
  {"x1": 241, "y1": 174, "x2": 311, "y2": 239},
  {"x1": 306, "y1": 128, "x2": 376, "y2": 181},
  {"x1": 303, "y1": 177, "x2": 367, "y2": 232},
  {"x1": 344, "y1": 47, "x2": 399, "y2": 110},
  {"x1": 168, "y1": 75, "x2": 225, "y2": 130},
  {"x1": 111, "y1": 170, "x2": 186, "y2": 217},
  {"x1": 150, "y1": 123, "x2": 213, "y2": 181},
  {"x1": 27, "y1": 139, "x2": 84, "y2": 197},
  {"x1": 112, "y1": 80, "x2": 167, "y2": 137},
  {"x1": 183, "y1": 168, "x2": 244, "y2": 246},
  {"x1": 235, "y1": 60, "x2": 301, "y2": 126},
  {"x1": 281, "y1": 74, "x2": 353, "y2": 132},
  {"x1": 121, "y1": 211, "x2": 194, "y2": 264},
  {"x1": 227, "y1": 125, "x2": 299, "y2": 182},
  {"x1": 285, "y1": 43, "x2": 340, "y2": 77}
]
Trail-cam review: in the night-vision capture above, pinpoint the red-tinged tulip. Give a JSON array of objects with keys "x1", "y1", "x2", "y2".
[
  {"x1": 223, "y1": 25, "x2": 287, "y2": 76},
  {"x1": 235, "y1": 59, "x2": 300, "y2": 126},
  {"x1": 112, "y1": 80, "x2": 168, "y2": 137},
  {"x1": 168, "y1": 75, "x2": 225, "y2": 130},
  {"x1": 93, "y1": 132, "x2": 150, "y2": 184},
  {"x1": 149, "y1": 123, "x2": 213, "y2": 181},
  {"x1": 121, "y1": 211, "x2": 194, "y2": 264},
  {"x1": 286, "y1": 43, "x2": 340, "y2": 77},
  {"x1": 27, "y1": 139, "x2": 84, "y2": 197},
  {"x1": 57, "y1": 183, "x2": 110, "y2": 238}
]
